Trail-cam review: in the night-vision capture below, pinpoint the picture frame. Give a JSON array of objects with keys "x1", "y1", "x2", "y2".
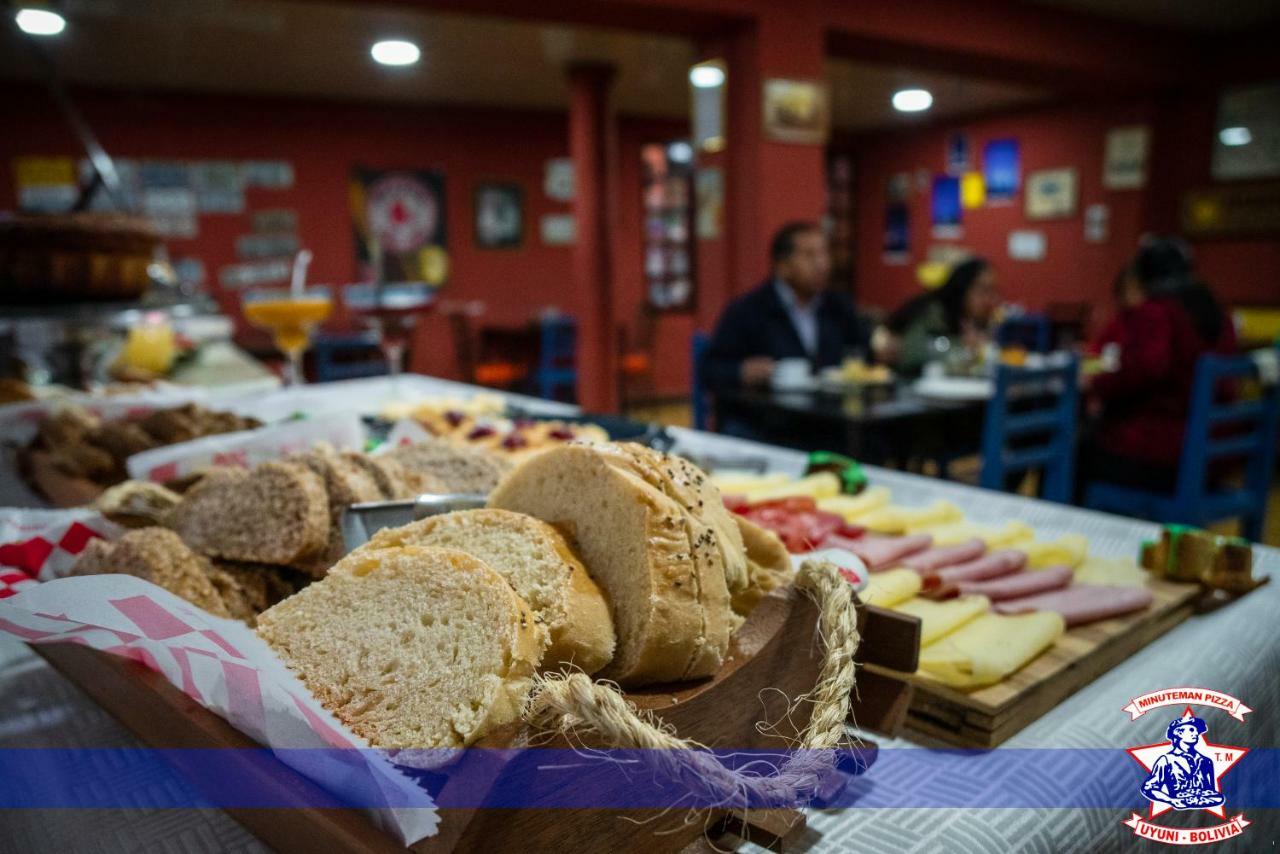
[
  {"x1": 474, "y1": 182, "x2": 524, "y2": 249},
  {"x1": 1025, "y1": 168, "x2": 1078, "y2": 220},
  {"x1": 762, "y1": 78, "x2": 830, "y2": 145}
]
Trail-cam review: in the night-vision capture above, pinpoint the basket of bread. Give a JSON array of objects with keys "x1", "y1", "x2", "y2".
[{"x1": 0, "y1": 441, "x2": 867, "y2": 852}]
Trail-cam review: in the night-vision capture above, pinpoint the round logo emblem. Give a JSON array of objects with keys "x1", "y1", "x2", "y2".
[{"x1": 367, "y1": 174, "x2": 439, "y2": 254}]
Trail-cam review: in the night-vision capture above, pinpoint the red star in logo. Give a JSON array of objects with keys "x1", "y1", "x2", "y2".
[{"x1": 1127, "y1": 707, "x2": 1248, "y2": 819}]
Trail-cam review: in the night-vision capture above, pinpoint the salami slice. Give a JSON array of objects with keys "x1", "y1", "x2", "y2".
[
  {"x1": 846, "y1": 533, "x2": 933, "y2": 571},
  {"x1": 993, "y1": 583, "x2": 1154, "y2": 627},
  {"x1": 901, "y1": 538, "x2": 986, "y2": 573},
  {"x1": 935, "y1": 549, "x2": 1027, "y2": 584},
  {"x1": 956, "y1": 565, "x2": 1074, "y2": 601}
]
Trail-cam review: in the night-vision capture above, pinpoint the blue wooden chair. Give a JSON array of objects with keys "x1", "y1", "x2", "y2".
[
  {"x1": 312, "y1": 332, "x2": 387, "y2": 382},
  {"x1": 691, "y1": 331, "x2": 711, "y2": 431},
  {"x1": 534, "y1": 314, "x2": 577, "y2": 402},
  {"x1": 979, "y1": 356, "x2": 1080, "y2": 503},
  {"x1": 996, "y1": 313, "x2": 1052, "y2": 352},
  {"x1": 1084, "y1": 353, "x2": 1280, "y2": 542}
]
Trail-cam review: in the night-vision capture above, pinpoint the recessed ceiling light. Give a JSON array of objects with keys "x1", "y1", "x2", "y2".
[
  {"x1": 892, "y1": 88, "x2": 933, "y2": 113},
  {"x1": 15, "y1": 7, "x2": 66, "y2": 36},
  {"x1": 371, "y1": 39, "x2": 420, "y2": 67},
  {"x1": 689, "y1": 65, "x2": 725, "y2": 89},
  {"x1": 1219, "y1": 126, "x2": 1252, "y2": 147}
]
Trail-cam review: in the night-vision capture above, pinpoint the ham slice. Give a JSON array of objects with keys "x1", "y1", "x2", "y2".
[
  {"x1": 956, "y1": 565, "x2": 1074, "y2": 601},
  {"x1": 901, "y1": 538, "x2": 986, "y2": 573},
  {"x1": 993, "y1": 584, "x2": 1154, "y2": 627},
  {"x1": 935, "y1": 549, "x2": 1027, "y2": 584},
  {"x1": 847, "y1": 533, "x2": 932, "y2": 571}
]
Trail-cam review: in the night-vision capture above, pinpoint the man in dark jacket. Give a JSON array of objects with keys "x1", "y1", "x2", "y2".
[{"x1": 703, "y1": 221, "x2": 870, "y2": 437}]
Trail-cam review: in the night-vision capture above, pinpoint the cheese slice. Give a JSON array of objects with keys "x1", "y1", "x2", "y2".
[
  {"x1": 743, "y1": 472, "x2": 841, "y2": 502},
  {"x1": 860, "y1": 500, "x2": 962, "y2": 535},
  {"x1": 710, "y1": 471, "x2": 790, "y2": 496},
  {"x1": 919, "y1": 520, "x2": 1034, "y2": 549},
  {"x1": 817, "y1": 486, "x2": 892, "y2": 521},
  {"x1": 917, "y1": 611, "x2": 1065, "y2": 689},
  {"x1": 1020, "y1": 534, "x2": 1089, "y2": 569},
  {"x1": 890, "y1": 594, "x2": 989, "y2": 645},
  {"x1": 1073, "y1": 556, "x2": 1150, "y2": 588},
  {"x1": 859, "y1": 567, "x2": 922, "y2": 608}
]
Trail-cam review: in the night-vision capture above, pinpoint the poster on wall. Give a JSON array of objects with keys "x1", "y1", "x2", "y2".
[
  {"x1": 930, "y1": 175, "x2": 963, "y2": 238},
  {"x1": 961, "y1": 171, "x2": 985, "y2": 208},
  {"x1": 983, "y1": 139, "x2": 1020, "y2": 203},
  {"x1": 543, "y1": 158, "x2": 574, "y2": 201},
  {"x1": 946, "y1": 133, "x2": 970, "y2": 175},
  {"x1": 1025, "y1": 168, "x2": 1078, "y2": 220},
  {"x1": 474, "y1": 183, "x2": 524, "y2": 249},
  {"x1": 1103, "y1": 126, "x2": 1150, "y2": 189},
  {"x1": 540, "y1": 213, "x2": 576, "y2": 245},
  {"x1": 883, "y1": 203, "x2": 910, "y2": 262},
  {"x1": 350, "y1": 167, "x2": 448, "y2": 285},
  {"x1": 1008, "y1": 229, "x2": 1047, "y2": 261}
]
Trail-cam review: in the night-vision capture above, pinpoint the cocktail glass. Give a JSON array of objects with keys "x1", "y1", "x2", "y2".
[{"x1": 242, "y1": 287, "x2": 333, "y2": 386}]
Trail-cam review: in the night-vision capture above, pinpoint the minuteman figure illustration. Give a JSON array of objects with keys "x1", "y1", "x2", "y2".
[{"x1": 1140, "y1": 714, "x2": 1226, "y2": 811}]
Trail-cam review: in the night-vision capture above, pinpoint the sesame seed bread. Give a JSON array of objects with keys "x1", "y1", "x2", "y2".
[
  {"x1": 167, "y1": 462, "x2": 330, "y2": 566},
  {"x1": 256, "y1": 546, "x2": 544, "y2": 749},
  {"x1": 70, "y1": 528, "x2": 230, "y2": 618},
  {"x1": 358, "y1": 509, "x2": 615, "y2": 675},
  {"x1": 488, "y1": 443, "x2": 731, "y2": 686}
]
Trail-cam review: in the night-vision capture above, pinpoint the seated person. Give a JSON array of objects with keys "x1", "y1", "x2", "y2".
[
  {"x1": 702, "y1": 221, "x2": 870, "y2": 436},
  {"x1": 1078, "y1": 236, "x2": 1236, "y2": 496},
  {"x1": 878, "y1": 258, "x2": 1001, "y2": 378}
]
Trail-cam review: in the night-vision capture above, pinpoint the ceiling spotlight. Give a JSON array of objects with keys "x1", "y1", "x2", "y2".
[
  {"x1": 892, "y1": 88, "x2": 933, "y2": 113},
  {"x1": 371, "y1": 39, "x2": 420, "y2": 67},
  {"x1": 1219, "y1": 126, "x2": 1252, "y2": 147},
  {"x1": 689, "y1": 64, "x2": 726, "y2": 89},
  {"x1": 15, "y1": 7, "x2": 66, "y2": 36}
]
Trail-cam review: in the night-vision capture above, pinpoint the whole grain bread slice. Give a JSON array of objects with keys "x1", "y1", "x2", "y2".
[
  {"x1": 167, "y1": 462, "x2": 330, "y2": 565},
  {"x1": 386, "y1": 438, "x2": 511, "y2": 495},
  {"x1": 358, "y1": 508, "x2": 615, "y2": 674},
  {"x1": 488, "y1": 443, "x2": 719, "y2": 686},
  {"x1": 70, "y1": 528, "x2": 230, "y2": 617},
  {"x1": 256, "y1": 545, "x2": 544, "y2": 749}
]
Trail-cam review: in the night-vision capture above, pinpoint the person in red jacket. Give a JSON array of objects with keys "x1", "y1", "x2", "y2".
[{"x1": 1079, "y1": 237, "x2": 1236, "y2": 496}]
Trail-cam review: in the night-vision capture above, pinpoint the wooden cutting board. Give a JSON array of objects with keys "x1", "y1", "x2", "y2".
[{"x1": 866, "y1": 576, "x2": 1201, "y2": 747}]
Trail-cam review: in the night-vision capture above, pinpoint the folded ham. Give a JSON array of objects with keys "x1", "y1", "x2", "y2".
[
  {"x1": 901, "y1": 538, "x2": 986, "y2": 573},
  {"x1": 956, "y1": 565, "x2": 1074, "y2": 601},
  {"x1": 935, "y1": 549, "x2": 1027, "y2": 584},
  {"x1": 993, "y1": 584, "x2": 1154, "y2": 627},
  {"x1": 847, "y1": 533, "x2": 933, "y2": 571}
]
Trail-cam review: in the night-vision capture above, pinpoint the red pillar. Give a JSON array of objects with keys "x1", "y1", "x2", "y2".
[{"x1": 568, "y1": 62, "x2": 619, "y2": 413}]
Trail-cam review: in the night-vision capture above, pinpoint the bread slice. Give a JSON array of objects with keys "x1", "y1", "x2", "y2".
[
  {"x1": 386, "y1": 438, "x2": 511, "y2": 494},
  {"x1": 168, "y1": 462, "x2": 330, "y2": 565},
  {"x1": 489, "y1": 443, "x2": 729, "y2": 686},
  {"x1": 731, "y1": 516, "x2": 795, "y2": 616},
  {"x1": 256, "y1": 546, "x2": 543, "y2": 748},
  {"x1": 359, "y1": 509, "x2": 615, "y2": 674},
  {"x1": 70, "y1": 528, "x2": 230, "y2": 618},
  {"x1": 205, "y1": 560, "x2": 308, "y2": 625}
]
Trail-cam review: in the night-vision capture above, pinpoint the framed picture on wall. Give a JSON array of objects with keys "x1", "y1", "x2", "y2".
[
  {"x1": 1025, "y1": 168, "x2": 1078, "y2": 220},
  {"x1": 474, "y1": 182, "x2": 524, "y2": 249},
  {"x1": 762, "y1": 78, "x2": 830, "y2": 145}
]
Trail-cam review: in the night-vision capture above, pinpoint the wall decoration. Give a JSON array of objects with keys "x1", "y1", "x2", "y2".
[
  {"x1": 961, "y1": 171, "x2": 986, "y2": 209},
  {"x1": 242, "y1": 161, "x2": 294, "y2": 189},
  {"x1": 218, "y1": 258, "x2": 291, "y2": 288},
  {"x1": 78, "y1": 158, "x2": 141, "y2": 212},
  {"x1": 695, "y1": 167, "x2": 724, "y2": 239},
  {"x1": 543, "y1": 157, "x2": 574, "y2": 201},
  {"x1": 539, "y1": 213, "x2": 576, "y2": 245},
  {"x1": 947, "y1": 133, "x2": 970, "y2": 175},
  {"x1": 930, "y1": 175, "x2": 963, "y2": 238},
  {"x1": 1008, "y1": 229, "x2": 1047, "y2": 261},
  {"x1": 13, "y1": 156, "x2": 77, "y2": 213},
  {"x1": 1025, "y1": 168, "x2": 1078, "y2": 220},
  {"x1": 191, "y1": 161, "x2": 244, "y2": 213},
  {"x1": 983, "y1": 139, "x2": 1020, "y2": 203},
  {"x1": 142, "y1": 187, "x2": 198, "y2": 238},
  {"x1": 1183, "y1": 184, "x2": 1280, "y2": 236},
  {"x1": 474, "y1": 183, "x2": 524, "y2": 249},
  {"x1": 350, "y1": 167, "x2": 447, "y2": 284},
  {"x1": 641, "y1": 142, "x2": 696, "y2": 311},
  {"x1": 762, "y1": 78, "x2": 830, "y2": 145},
  {"x1": 883, "y1": 203, "x2": 910, "y2": 261},
  {"x1": 1084, "y1": 203, "x2": 1110, "y2": 243},
  {"x1": 888, "y1": 172, "x2": 911, "y2": 204},
  {"x1": 1212, "y1": 82, "x2": 1280, "y2": 181},
  {"x1": 1103, "y1": 126, "x2": 1150, "y2": 190},
  {"x1": 252, "y1": 209, "x2": 298, "y2": 233},
  {"x1": 236, "y1": 232, "x2": 300, "y2": 260}
]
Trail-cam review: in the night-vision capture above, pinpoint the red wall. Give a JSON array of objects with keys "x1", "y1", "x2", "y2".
[
  {"x1": 0, "y1": 86, "x2": 690, "y2": 394},
  {"x1": 850, "y1": 95, "x2": 1280, "y2": 327}
]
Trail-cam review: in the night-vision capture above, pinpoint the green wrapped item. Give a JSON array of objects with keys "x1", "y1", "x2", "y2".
[{"x1": 806, "y1": 451, "x2": 867, "y2": 494}]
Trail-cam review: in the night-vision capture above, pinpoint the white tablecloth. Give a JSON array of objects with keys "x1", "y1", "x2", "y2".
[{"x1": 2, "y1": 408, "x2": 1276, "y2": 852}]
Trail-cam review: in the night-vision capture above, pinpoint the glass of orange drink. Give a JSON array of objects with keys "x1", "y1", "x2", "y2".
[{"x1": 242, "y1": 287, "x2": 333, "y2": 386}]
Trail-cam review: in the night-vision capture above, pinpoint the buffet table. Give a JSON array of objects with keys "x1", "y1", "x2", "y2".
[{"x1": 1, "y1": 380, "x2": 1275, "y2": 853}]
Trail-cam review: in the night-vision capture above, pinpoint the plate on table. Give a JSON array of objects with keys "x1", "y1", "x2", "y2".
[{"x1": 912, "y1": 376, "x2": 993, "y2": 401}]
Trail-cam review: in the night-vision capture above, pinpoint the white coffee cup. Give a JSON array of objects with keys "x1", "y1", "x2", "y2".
[{"x1": 772, "y1": 357, "x2": 812, "y2": 390}]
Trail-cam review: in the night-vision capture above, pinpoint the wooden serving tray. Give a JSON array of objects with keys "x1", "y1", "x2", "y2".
[
  {"x1": 866, "y1": 576, "x2": 1201, "y2": 747},
  {"x1": 33, "y1": 583, "x2": 911, "y2": 853}
]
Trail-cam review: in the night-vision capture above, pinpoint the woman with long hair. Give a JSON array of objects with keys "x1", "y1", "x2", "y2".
[{"x1": 881, "y1": 258, "x2": 1001, "y2": 377}]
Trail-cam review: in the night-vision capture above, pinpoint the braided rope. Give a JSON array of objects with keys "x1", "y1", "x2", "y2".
[{"x1": 523, "y1": 559, "x2": 859, "y2": 808}]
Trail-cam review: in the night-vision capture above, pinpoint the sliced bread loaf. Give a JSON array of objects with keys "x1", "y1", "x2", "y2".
[
  {"x1": 167, "y1": 462, "x2": 330, "y2": 565},
  {"x1": 386, "y1": 438, "x2": 511, "y2": 495},
  {"x1": 359, "y1": 508, "x2": 615, "y2": 674},
  {"x1": 71, "y1": 528, "x2": 230, "y2": 617},
  {"x1": 488, "y1": 443, "x2": 729, "y2": 686},
  {"x1": 256, "y1": 545, "x2": 543, "y2": 749}
]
